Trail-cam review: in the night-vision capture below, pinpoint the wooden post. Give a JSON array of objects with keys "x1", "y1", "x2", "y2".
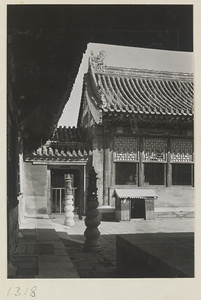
[
  {"x1": 139, "y1": 138, "x2": 144, "y2": 187},
  {"x1": 191, "y1": 164, "x2": 194, "y2": 187},
  {"x1": 18, "y1": 154, "x2": 25, "y2": 222},
  {"x1": 103, "y1": 127, "x2": 111, "y2": 205},
  {"x1": 64, "y1": 174, "x2": 74, "y2": 227},
  {"x1": 83, "y1": 167, "x2": 101, "y2": 252},
  {"x1": 167, "y1": 139, "x2": 172, "y2": 187},
  {"x1": 47, "y1": 168, "x2": 51, "y2": 215},
  {"x1": 103, "y1": 148, "x2": 110, "y2": 205},
  {"x1": 78, "y1": 165, "x2": 85, "y2": 219}
]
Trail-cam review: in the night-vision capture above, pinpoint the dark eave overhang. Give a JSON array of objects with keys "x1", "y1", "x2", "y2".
[
  {"x1": 7, "y1": 5, "x2": 193, "y2": 149},
  {"x1": 102, "y1": 110, "x2": 193, "y2": 130}
]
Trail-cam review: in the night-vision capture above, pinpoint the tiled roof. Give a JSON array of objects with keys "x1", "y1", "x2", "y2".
[
  {"x1": 51, "y1": 126, "x2": 86, "y2": 143},
  {"x1": 113, "y1": 188, "x2": 158, "y2": 199},
  {"x1": 31, "y1": 147, "x2": 92, "y2": 158},
  {"x1": 89, "y1": 63, "x2": 194, "y2": 117},
  {"x1": 25, "y1": 126, "x2": 92, "y2": 161}
]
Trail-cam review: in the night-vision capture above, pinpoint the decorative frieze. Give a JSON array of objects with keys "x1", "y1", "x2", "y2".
[
  {"x1": 170, "y1": 139, "x2": 193, "y2": 162},
  {"x1": 143, "y1": 138, "x2": 167, "y2": 162},
  {"x1": 141, "y1": 128, "x2": 170, "y2": 137},
  {"x1": 114, "y1": 137, "x2": 138, "y2": 161}
]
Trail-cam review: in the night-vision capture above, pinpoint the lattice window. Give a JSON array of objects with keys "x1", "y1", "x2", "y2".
[
  {"x1": 114, "y1": 137, "x2": 138, "y2": 161},
  {"x1": 143, "y1": 138, "x2": 167, "y2": 162},
  {"x1": 171, "y1": 139, "x2": 193, "y2": 162}
]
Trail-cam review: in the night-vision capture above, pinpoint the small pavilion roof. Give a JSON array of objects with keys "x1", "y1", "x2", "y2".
[
  {"x1": 88, "y1": 53, "x2": 194, "y2": 118},
  {"x1": 51, "y1": 126, "x2": 87, "y2": 144},
  {"x1": 25, "y1": 126, "x2": 92, "y2": 161},
  {"x1": 113, "y1": 188, "x2": 158, "y2": 199}
]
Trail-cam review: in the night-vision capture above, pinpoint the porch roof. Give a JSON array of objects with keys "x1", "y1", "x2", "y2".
[
  {"x1": 113, "y1": 188, "x2": 158, "y2": 199},
  {"x1": 51, "y1": 126, "x2": 87, "y2": 143},
  {"x1": 32, "y1": 147, "x2": 92, "y2": 158},
  {"x1": 24, "y1": 126, "x2": 92, "y2": 161}
]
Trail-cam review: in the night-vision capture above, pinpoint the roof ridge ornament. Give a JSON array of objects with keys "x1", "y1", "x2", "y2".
[{"x1": 90, "y1": 50, "x2": 106, "y2": 72}]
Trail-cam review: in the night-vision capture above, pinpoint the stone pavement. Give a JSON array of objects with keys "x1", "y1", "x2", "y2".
[
  {"x1": 10, "y1": 216, "x2": 79, "y2": 278},
  {"x1": 10, "y1": 214, "x2": 194, "y2": 278}
]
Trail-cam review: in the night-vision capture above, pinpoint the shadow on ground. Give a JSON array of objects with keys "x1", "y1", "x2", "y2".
[
  {"x1": 60, "y1": 234, "x2": 119, "y2": 278},
  {"x1": 10, "y1": 226, "x2": 194, "y2": 279}
]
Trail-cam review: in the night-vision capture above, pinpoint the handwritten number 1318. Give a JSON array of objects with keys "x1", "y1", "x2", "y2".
[{"x1": 7, "y1": 286, "x2": 37, "y2": 297}]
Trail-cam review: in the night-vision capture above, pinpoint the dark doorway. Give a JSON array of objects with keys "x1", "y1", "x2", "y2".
[{"x1": 131, "y1": 199, "x2": 145, "y2": 219}]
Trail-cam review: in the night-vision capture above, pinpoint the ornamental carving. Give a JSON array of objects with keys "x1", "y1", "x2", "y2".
[
  {"x1": 143, "y1": 138, "x2": 167, "y2": 162},
  {"x1": 143, "y1": 129, "x2": 170, "y2": 136},
  {"x1": 114, "y1": 137, "x2": 138, "y2": 161},
  {"x1": 170, "y1": 139, "x2": 193, "y2": 162},
  {"x1": 90, "y1": 50, "x2": 106, "y2": 72}
]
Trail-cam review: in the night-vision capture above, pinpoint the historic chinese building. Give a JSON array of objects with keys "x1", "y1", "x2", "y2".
[
  {"x1": 23, "y1": 127, "x2": 92, "y2": 217},
  {"x1": 7, "y1": 5, "x2": 193, "y2": 278},
  {"x1": 77, "y1": 51, "x2": 194, "y2": 220},
  {"x1": 22, "y1": 50, "x2": 194, "y2": 222}
]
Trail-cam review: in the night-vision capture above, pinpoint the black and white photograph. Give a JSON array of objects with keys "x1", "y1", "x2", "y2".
[{"x1": 3, "y1": 1, "x2": 200, "y2": 298}]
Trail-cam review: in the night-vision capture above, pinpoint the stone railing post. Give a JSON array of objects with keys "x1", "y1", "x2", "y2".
[
  {"x1": 83, "y1": 167, "x2": 101, "y2": 252},
  {"x1": 64, "y1": 174, "x2": 74, "y2": 227}
]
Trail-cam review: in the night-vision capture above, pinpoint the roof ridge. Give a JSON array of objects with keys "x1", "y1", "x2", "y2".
[
  {"x1": 95, "y1": 65, "x2": 193, "y2": 81},
  {"x1": 87, "y1": 51, "x2": 193, "y2": 119},
  {"x1": 88, "y1": 50, "x2": 193, "y2": 81}
]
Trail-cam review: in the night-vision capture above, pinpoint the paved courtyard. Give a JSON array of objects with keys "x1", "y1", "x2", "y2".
[
  {"x1": 51, "y1": 214, "x2": 194, "y2": 235},
  {"x1": 9, "y1": 215, "x2": 194, "y2": 278}
]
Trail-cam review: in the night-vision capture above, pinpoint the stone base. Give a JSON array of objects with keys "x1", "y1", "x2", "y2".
[
  {"x1": 64, "y1": 219, "x2": 75, "y2": 227},
  {"x1": 83, "y1": 240, "x2": 102, "y2": 252}
]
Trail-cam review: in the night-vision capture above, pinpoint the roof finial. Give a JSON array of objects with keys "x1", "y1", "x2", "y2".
[{"x1": 90, "y1": 50, "x2": 106, "y2": 72}]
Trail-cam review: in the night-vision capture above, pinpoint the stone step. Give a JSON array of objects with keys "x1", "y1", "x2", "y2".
[{"x1": 155, "y1": 211, "x2": 194, "y2": 218}]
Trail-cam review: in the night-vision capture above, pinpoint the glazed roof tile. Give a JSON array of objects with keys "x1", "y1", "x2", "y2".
[
  {"x1": 25, "y1": 126, "x2": 91, "y2": 160},
  {"x1": 31, "y1": 147, "x2": 92, "y2": 158},
  {"x1": 89, "y1": 63, "x2": 194, "y2": 117},
  {"x1": 51, "y1": 126, "x2": 86, "y2": 143}
]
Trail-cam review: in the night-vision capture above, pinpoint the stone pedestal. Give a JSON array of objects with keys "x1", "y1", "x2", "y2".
[
  {"x1": 64, "y1": 174, "x2": 74, "y2": 227},
  {"x1": 83, "y1": 167, "x2": 101, "y2": 252}
]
